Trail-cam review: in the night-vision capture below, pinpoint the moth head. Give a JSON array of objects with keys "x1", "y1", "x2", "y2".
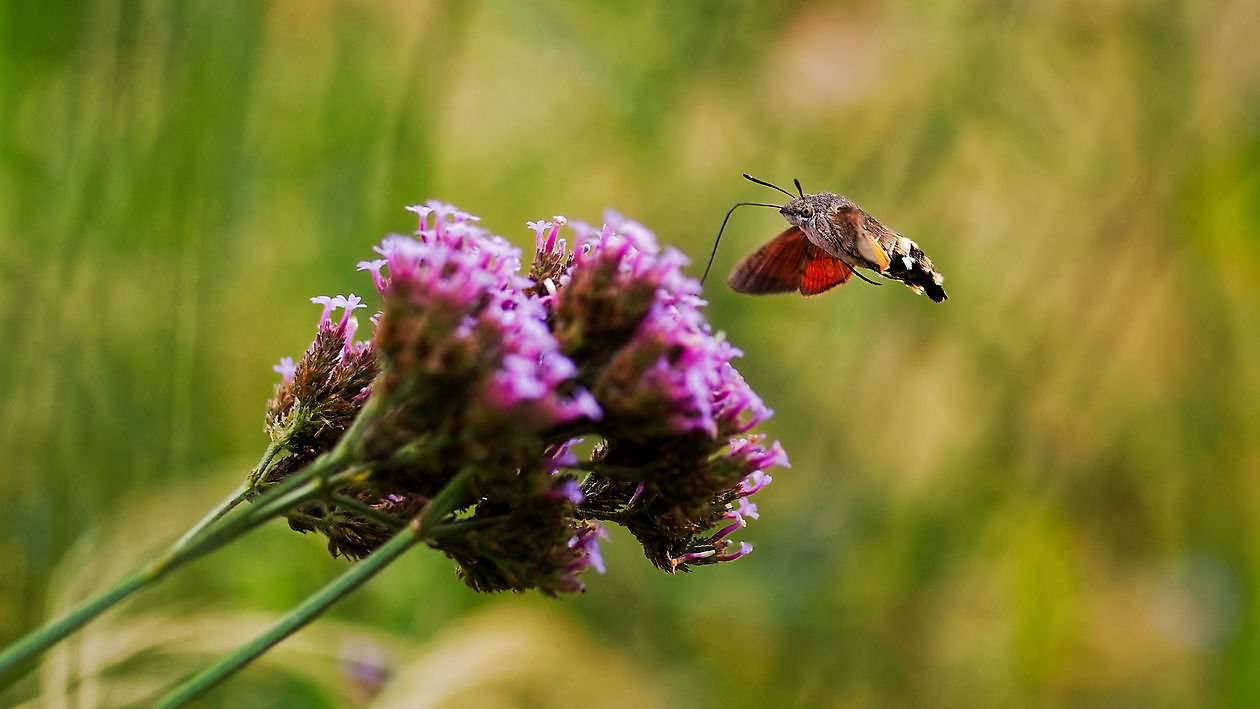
[
  {"x1": 779, "y1": 197, "x2": 812, "y2": 225},
  {"x1": 780, "y1": 193, "x2": 838, "y2": 228}
]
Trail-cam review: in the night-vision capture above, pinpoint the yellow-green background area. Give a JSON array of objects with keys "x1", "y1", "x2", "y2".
[{"x1": 2, "y1": 1, "x2": 1258, "y2": 706}]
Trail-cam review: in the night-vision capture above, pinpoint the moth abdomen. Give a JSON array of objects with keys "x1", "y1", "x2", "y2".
[{"x1": 885, "y1": 236, "x2": 947, "y2": 303}]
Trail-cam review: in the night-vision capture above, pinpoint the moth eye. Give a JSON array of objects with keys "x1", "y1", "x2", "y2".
[{"x1": 801, "y1": 206, "x2": 814, "y2": 218}]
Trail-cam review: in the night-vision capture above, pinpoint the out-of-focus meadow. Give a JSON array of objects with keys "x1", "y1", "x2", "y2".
[{"x1": 3, "y1": 0, "x2": 1259, "y2": 706}]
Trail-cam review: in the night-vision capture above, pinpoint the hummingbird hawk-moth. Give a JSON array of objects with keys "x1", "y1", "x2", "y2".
[{"x1": 701, "y1": 175, "x2": 947, "y2": 302}]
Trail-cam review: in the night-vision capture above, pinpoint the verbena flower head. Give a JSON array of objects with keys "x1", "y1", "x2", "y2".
[
  {"x1": 264, "y1": 294, "x2": 377, "y2": 477},
  {"x1": 549, "y1": 211, "x2": 784, "y2": 571},
  {"x1": 256, "y1": 201, "x2": 787, "y2": 593}
]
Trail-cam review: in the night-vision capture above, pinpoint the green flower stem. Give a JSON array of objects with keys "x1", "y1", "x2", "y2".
[
  {"x1": 243, "y1": 438, "x2": 288, "y2": 497},
  {"x1": 153, "y1": 468, "x2": 476, "y2": 709},
  {"x1": 171, "y1": 481, "x2": 250, "y2": 552},
  {"x1": 0, "y1": 441, "x2": 363, "y2": 680},
  {"x1": 173, "y1": 434, "x2": 293, "y2": 561},
  {"x1": 0, "y1": 570, "x2": 151, "y2": 683},
  {"x1": 152, "y1": 520, "x2": 425, "y2": 709}
]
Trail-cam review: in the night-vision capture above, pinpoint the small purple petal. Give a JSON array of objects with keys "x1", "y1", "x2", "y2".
[
  {"x1": 405, "y1": 204, "x2": 433, "y2": 231},
  {"x1": 527, "y1": 220, "x2": 552, "y2": 250},
  {"x1": 566, "y1": 523, "x2": 608, "y2": 575},
  {"x1": 357, "y1": 259, "x2": 388, "y2": 291},
  {"x1": 273, "y1": 356, "x2": 297, "y2": 382},
  {"x1": 309, "y1": 295, "x2": 340, "y2": 329},
  {"x1": 339, "y1": 293, "x2": 366, "y2": 329},
  {"x1": 548, "y1": 478, "x2": 584, "y2": 504},
  {"x1": 740, "y1": 470, "x2": 773, "y2": 495},
  {"x1": 543, "y1": 438, "x2": 583, "y2": 470},
  {"x1": 552, "y1": 388, "x2": 602, "y2": 422},
  {"x1": 717, "y1": 541, "x2": 754, "y2": 562},
  {"x1": 729, "y1": 497, "x2": 760, "y2": 521}
]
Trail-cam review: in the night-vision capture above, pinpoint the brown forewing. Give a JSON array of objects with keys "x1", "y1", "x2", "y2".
[{"x1": 833, "y1": 203, "x2": 891, "y2": 272}]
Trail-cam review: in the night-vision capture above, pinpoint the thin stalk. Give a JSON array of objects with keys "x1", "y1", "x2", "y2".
[
  {"x1": 152, "y1": 520, "x2": 425, "y2": 709},
  {"x1": 153, "y1": 468, "x2": 476, "y2": 708},
  {"x1": 171, "y1": 481, "x2": 249, "y2": 552},
  {"x1": 0, "y1": 444, "x2": 360, "y2": 680},
  {"x1": 146, "y1": 462, "x2": 371, "y2": 578},
  {"x1": 244, "y1": 438, "x2": 288, "y2": 494},
  {"x1": 0, "y1": 572, "x2": 150, "y2": 682},
  {"x1": 173, "y1": 434, "x2": 290, "y2": 557}
]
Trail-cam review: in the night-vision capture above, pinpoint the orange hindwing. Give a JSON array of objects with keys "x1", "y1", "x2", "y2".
[{"x1": 800, "y1": 251, "x2": 853, "y2": 296}]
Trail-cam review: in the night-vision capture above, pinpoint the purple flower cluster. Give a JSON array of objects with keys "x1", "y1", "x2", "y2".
[
  {"x1": 543, "y1": 211, "x2": 786, "y2": 571},
  {"x1": 258, "y1": 200, "x2": 786, "y2": 592},
  {"x1": 264, "y1": 294, "x2": 377, "y2": 481},
  {"x1": 563, "y1": 211, "x2": 771, "y2": 438},
  {"x1": 361, "y1": 205, "x2": 599, "y2": 444}
]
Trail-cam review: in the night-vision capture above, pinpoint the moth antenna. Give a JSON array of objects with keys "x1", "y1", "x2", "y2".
[
  {"x1": 700, "y1": 201, "x2": 783, "y2": 285},
  {"x1": 793, "y1": 178, "x2": 805, "y2": 198},
  {"x1": 742, "y1": 173, "x2": 796, "y2": 200}
]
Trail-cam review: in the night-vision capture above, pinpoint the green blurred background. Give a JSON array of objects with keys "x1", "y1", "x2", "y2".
[{"x1": 3, "y1": 0, "x2": 1259, "y2": 706}]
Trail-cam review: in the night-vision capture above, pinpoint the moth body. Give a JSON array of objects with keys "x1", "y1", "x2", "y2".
[{"x1": 728, "y1": 189, "x2": 947, "y2": 302}]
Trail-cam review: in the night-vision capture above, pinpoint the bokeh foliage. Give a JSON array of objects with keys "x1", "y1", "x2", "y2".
[{"x1": 3, "y1": 0, "x2": 1260, "y2": 706}]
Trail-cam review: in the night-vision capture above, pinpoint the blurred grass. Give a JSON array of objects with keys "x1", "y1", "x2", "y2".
[{"x1": 3, "y1": 0, "x2": 1260, "y2": 706}]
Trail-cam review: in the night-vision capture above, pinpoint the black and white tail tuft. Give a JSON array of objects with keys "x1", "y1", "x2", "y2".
[{"x1": 885, "y1": 236, "x2": 946, "y2": 303}]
